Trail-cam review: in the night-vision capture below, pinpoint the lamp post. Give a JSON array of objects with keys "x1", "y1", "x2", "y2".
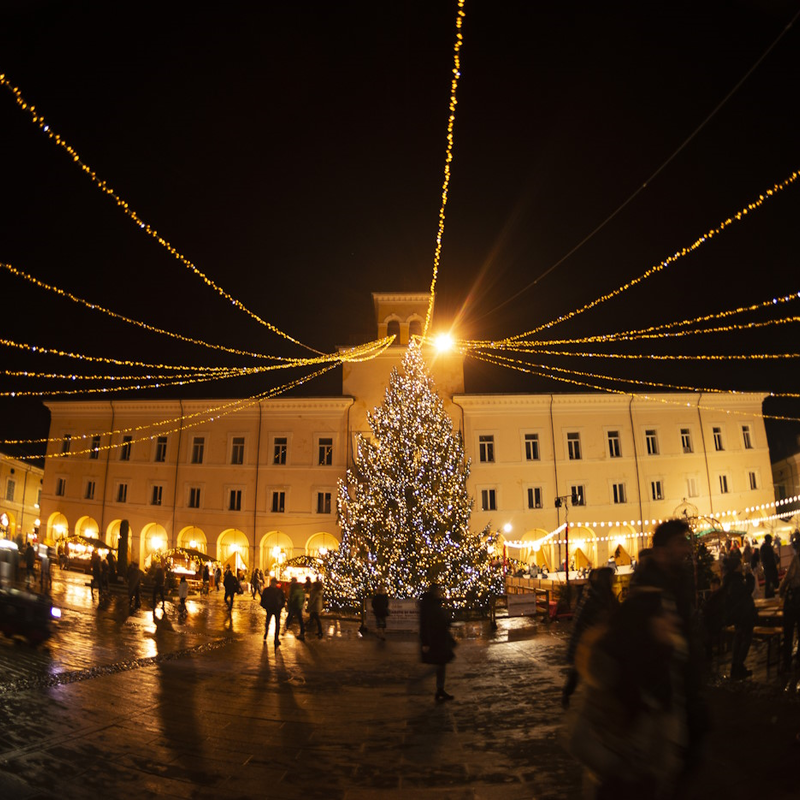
[{"x1": 555, "y1": 492, "x2": 578, "y2": 610}]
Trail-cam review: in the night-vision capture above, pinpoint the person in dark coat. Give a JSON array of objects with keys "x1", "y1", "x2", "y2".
[
  {"x1": 260, "y1": 577, "x2": 285, "y2": 646},
  {"x1": 214, "y1": 565, "x2": 222, "y2": 592},
  {"x1": 372, "y1": 585, "x2": 389, "y2": 640},
  {"x1": 760, "y1": 534, "x2": 779, "y2": 598},
  {"x1": 562, "y1": 567, "x2": 618, "y2": 707},
  {"x1": 24, "y1": 543, "x2": 36, "y2": 589},
  {"x1": 222, "y1": 565, "x2": 238, "y2": 612},
  {"x1": 90, "y1": 551, "x2": 102, "y2": 599},
  {"x1": 419, "y1": 583, "x2": 456, "y2": 701},
  {"x1": 127, "y1": 561, "x2": 142, "y2": 610},
  {"x1": 152, "y1": 560, "x2": 166, "y2": 612}
]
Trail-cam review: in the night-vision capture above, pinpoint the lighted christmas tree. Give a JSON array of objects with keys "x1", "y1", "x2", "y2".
[{"x1": 324, "y1": 343, "x2": 502, "y2": 610}]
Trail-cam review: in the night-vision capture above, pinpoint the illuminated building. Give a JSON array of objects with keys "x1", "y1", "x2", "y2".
[{"x1": 0, "y1": 449, "x2": 44, "y2": 543}]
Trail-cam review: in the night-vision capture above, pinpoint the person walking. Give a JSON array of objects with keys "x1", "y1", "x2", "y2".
[
  {"x1": 250, "y1": 567, "x2": 262, "y2": 599},
  {"x1": 260, "y1": 577, "x2": 286, "y2": 646},
  {"x1": 372, "y1": 584, "x2": 389, "y2": 640},
  {"x1": 562, "y1": 567, "x2": 618, "y2": 708},
  {"x1": 284, "y1": 577, "x2": 306, "y2": 640},
  {"x1": 202, "y1": 563, "x2": 210, "y2": 595},
  {"x1": 90, "y1": 550, "x2": 102, "y2": 600},
  {"x1": 223, "y1": 565, "x2": 239, "y2": 612},
  {"x1": 308, "y1": 579, "x2": 324, "y2": 638},
  {"x1": 127, "y1": 561, "x2": 142, "y2": 610},
  {"x1": 152, "y1": 560, "x2": 166, "y2": 612},
  {"x1": 779, "y1": 535, "x2": 800, "y2": 672},
  {"x1": 177, "y1": 575, "x2": 189, "y2": 615},
  {"x1": 214, "y1": 564, "x2": 222, "y2": 592},
  {"x1": 761, "y1": 534, "x2": 779, "y2": 598},
  {"x1": 419, "y1": 583, "x2": 456, "y2": 701},
  {"x1": 24, "y1": 542, "x2": 36, "y2": 589}
]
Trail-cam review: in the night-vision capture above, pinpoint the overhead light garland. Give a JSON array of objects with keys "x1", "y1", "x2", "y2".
[
  {"x1": 423, "y1": 0, "x2": 466, "y2": 338},
  {"x1": 494, "y1": 346, "x2": 800, "y2": 362},
  {"x1": 0, "y1": 73, "x2": 322, "y2": 355},
  {"x1": 479, "y1": 169, "x2": 799, "y2": 345},
  {"x1": 6, "y1": 364, "x2": 338, "y2": 461}
]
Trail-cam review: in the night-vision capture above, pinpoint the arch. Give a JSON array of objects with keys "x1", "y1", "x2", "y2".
[
  {"x1": 260, "y1": 530, "x2": 295, "y2": 574},
  {"x1": 47, "y1": 512, "x2": 69, "y2": 541},
  {"x1": 106, "y1": 519, "x2": 124, "y2": 548},
  {"x1": 407, "y1": 317, "x2": 422, "y2": 341},
  {"x1": 141, "y1": 522, "x2": 168, "y2": 565},
  {"x1": 177, "y1": 525, "x2": 207, "y2": 552},
  {"x1": 0, "y1": 510, "x2": 16, "y2": 539},
  {"x1": 75, "y1": 515, "x2": 100, "y2": 539},
  {"x1": 519, "y1": 528, "x2": 551, "y2": 568},
  {"x1": 218, "y1": 528, "x2": 249, "y2": 571},
  {"x1": 305, "y1": 531, "x2": 339, "y2": 557},
  {"x1": 567, "y1": 525, "x2": 594, "y2": 570},
  {"x1": 386, "y1": 319, "x2": 401, "y2": 343}
]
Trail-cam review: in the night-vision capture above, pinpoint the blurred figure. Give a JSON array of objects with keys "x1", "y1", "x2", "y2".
[
  {"x1": 722, "y1": 552, "x2": 756, "y2": 679},
  {"x1": 178, "y1": 575, "x2": 189, "y2": 616},
  {"x1": 39, "y1": 546, "x2": 52, "y2": 594},
  {"x1": 90, "y1": 551, "x2": 102, "y2": 600},
  {"x1": 761, "y1": 534, "x2": 779, "y2": 598},
  {"x1": 308, "y1": 580, "x2": 324, "y2": 638},
  {"x1": 214, "y1": 564, "x2": 222, "y2": 592},
  {"x1": 202, "y1": 562, "x2": 210, "y2": 595},
  {"x1": 562, "y1": 567, "x2": 618, "y2": 708},
  {"x1": 260, "y1": 577, "x2": 285, "y2": 647},
  {"x1": 152, "y1": 560, "x2": 166, "y2": 612},
  {"x1": 284, "y1": 577, "x2": 306, "y2": 640},
  {"x1": 779, "y1": 535, "x2": 800, "y2": 672},
  {"x1": 372, "y1": 584, "x2": 389, "y2": 640},
  {"x1": 107, "y1": 550, "x2": 117, "y2": 585},
  {"x1": 420, "y1": 583, "x2": 456, "y2": 701},
  {"x1": 25, "y1": 542, "x2": 36, "y2": 589},
  {"x1": 127, "y1": 561, "x2": 142, "y2": 610}
]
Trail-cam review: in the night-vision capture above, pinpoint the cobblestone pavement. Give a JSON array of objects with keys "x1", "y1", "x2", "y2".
[{"x1": 1, "y1": 571, "x2": 798, "y2": 799}]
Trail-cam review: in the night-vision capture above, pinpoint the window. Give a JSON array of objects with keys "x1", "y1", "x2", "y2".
[
  {"x1": 85, "y1": 480, "x2": 95, "y2": 501},
  {"x1": 607, "y1": 431, "x2": 621, "y2": 458},
  {"x1": 687, "y1": 476, "x2": 699, "y2": 498},
  {"x1": 742, "y1": 425, "x2": 753, "y2": 450},
  {"x1": 36, "y1": 488, "x2": 41, "y2": 507},
  {"x1": 231, "y1": 436, "x2": 245, "y2": 465},
  {"x1": 191, "y1": 436, "x2": 205, "y2": 464},
  {"x1": 318, "y1": 437, "x2": 333, "y2": 466},
  {"x1": 680, "y1": 428, "x2": 693, "y2": 454},
  {"x1": 749, "y1": 471, "x2": 758, "y2": 490},
  {"x1": 116, "y1": 483, "x2": 128, "y2": 503},
  {"x1": 229, "y1": 489, "x2": 242, "y2": 511},
  {"x1": 120, "y1": 435, "x2": 132, "y2": 461},
  {"x1": 713, "y1": 427, "x2": 724, "y2": 451},
  {"x1": 570, "y1": 485, "x2": 585, "y2": 506},
  {"x1": 317, "y1": 491, "x2": 332, "y2": 514},
  {"x1": 524, "y1": 433, "x2": 540, "y2": 461},
  {"x1": 387, "y1": 319, "x2": 400, "y2": 341},
  {"x1": 651, "y1": 480, "x2": 663, "y2": 501},
  {"x1": 719, "y1": 474, "x2": 729, "y2": 493},
  {"x1": 480, "y1": 489, "x2": 497, "y2": 511},
  {"x1": 273, "y1": 437, "x2": 287, "y2": 465},
  {"x1": 645, "y1": 429, "x2": 659, "y2": 455},
  {"x1": 151, "y1": 485, "x2": 163, "y2": 506},
  {"x1": 90, "y1": 434, "x2": 101, "y2": 460},
  {"x1": 61, "y1": 434, "x2": 71, "y2": 454},
  {"x1": 5, "y1": 479, "x2": 15, "y2": 502},
  {"x1": 527, "y1": 487, "x2": 543, "y2": 509},
  {"x1": 567, "y1": 432, "x2": 582, "y2": 460},
  {"x1": 479, "y1": 435, "x2": 495, "y2": 463},
  {"x1": 612, "y1": 482, "x2": 626, "y2": 504},
  {"x1": 155, "y1": 436, "x2": 167, "y2": 463},
  {"x1": 55, "y1": 478, "x2": 66, "y2": 497},
  {"x1": 271, "y1": 490, "x2": 286, "y2": 513},
  {"x1": 188, "y1": 487, "x2": 201, "y2": 508}
]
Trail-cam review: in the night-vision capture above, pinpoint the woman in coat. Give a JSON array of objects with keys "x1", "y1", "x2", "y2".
[{"x1": 419, "y1": 583, "x2": 456, "y2": 701}]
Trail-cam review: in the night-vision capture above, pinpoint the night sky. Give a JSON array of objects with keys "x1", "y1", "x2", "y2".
[{"x1": 1, "y1": 0, "x2": 799, "y2": 461}]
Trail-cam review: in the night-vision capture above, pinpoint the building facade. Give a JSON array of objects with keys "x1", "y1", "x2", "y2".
[
  {"x1": 0, "y1": 450, "x2": 44, "y2": 544},
  {"x1": 39, "y1": 293, "x2": 778, "y2": 572}
]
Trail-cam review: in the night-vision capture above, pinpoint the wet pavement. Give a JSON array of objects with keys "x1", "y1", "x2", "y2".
[{"x1": 0, "y1": 570, "x2": 798, "y2": 799}]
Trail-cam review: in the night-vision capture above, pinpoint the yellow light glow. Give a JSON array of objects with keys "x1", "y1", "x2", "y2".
[
  {"x1": 151, "y1": 536, "x2": 164, "y2": 551},
  {"x1": 434, "y1": 333, "x2": 454, "y2": 352}
]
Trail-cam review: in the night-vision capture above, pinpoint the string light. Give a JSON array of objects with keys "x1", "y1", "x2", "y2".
[
  {"x1": 0, "y1": 261, "x2": 289, "y2": 361},
  {"x1": 494, "y1": 346, "x2": 800, "y2": 362},
  {"x1": 423, "y1": 0, "x2": 466, "y2": 338},
  {"x1": 492, "y1": 169, "x2": 799, "y2": 343},
  {"x1": 0, "y1": 73, "x2": 322, "y2": 355},
  {"x1": 6, "y1": 364, "x2": 338, "y2": 461},
  {"x1": 468, "y1": 349, "x2": 800, "y2": 422}
]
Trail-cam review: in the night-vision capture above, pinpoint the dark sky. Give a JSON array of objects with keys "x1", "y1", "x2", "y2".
[{"x1": 1, "y1": 0, "x2": 799, "y2": 460}]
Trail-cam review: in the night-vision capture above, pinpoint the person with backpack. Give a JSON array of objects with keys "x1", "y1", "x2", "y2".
[{"x1": 260, "y1": 577, "x2": 285, "y2": 646}]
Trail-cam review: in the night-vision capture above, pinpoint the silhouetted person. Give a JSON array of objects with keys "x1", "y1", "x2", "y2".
[
  {"x1": 284, "y1": 577, "x2": 306, "y2": 640},
  {"x1": 308, "y1": 580, "x2": 324, "y2": 638},
  {"x1": 127, "y1": 561, "x2": 142, "y2": 610},
  {"x1": 723, "y1": 552, "x2": 756, "y2": 679},
  {"x1": 761, "y1": 534, "x2": 779, "y2": 598},
  {"x1": 90, "y1": 551, "x2": 102, "y2": 599},
  {"x1": 420, "y1": 583, "x2": 456, "y2": 701},
  {"x1": 223, "y1": 565, "x2": 238, "y2": 612},
  {"x1": 261, "y1": 577, "x2": 285, "y2": 646},
  {"x1": 152, "y1": 561, "x2": 166, "y2": 611}
]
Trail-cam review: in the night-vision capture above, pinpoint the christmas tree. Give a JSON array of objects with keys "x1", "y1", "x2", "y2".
[{"x1": 324, "y1": 343, "x2": 502, "y2": 610}]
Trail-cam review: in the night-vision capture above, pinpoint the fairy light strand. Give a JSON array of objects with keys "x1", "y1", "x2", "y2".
[
  {"x1": 0, "y1": 73, "x2": 322, "y2": 355},
  {"x1": 499, "y1": 169, "x2": 799, "y2": 343},
  {"x1": 423, "y1": 0, "x2": 466, "y2": 338}
]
